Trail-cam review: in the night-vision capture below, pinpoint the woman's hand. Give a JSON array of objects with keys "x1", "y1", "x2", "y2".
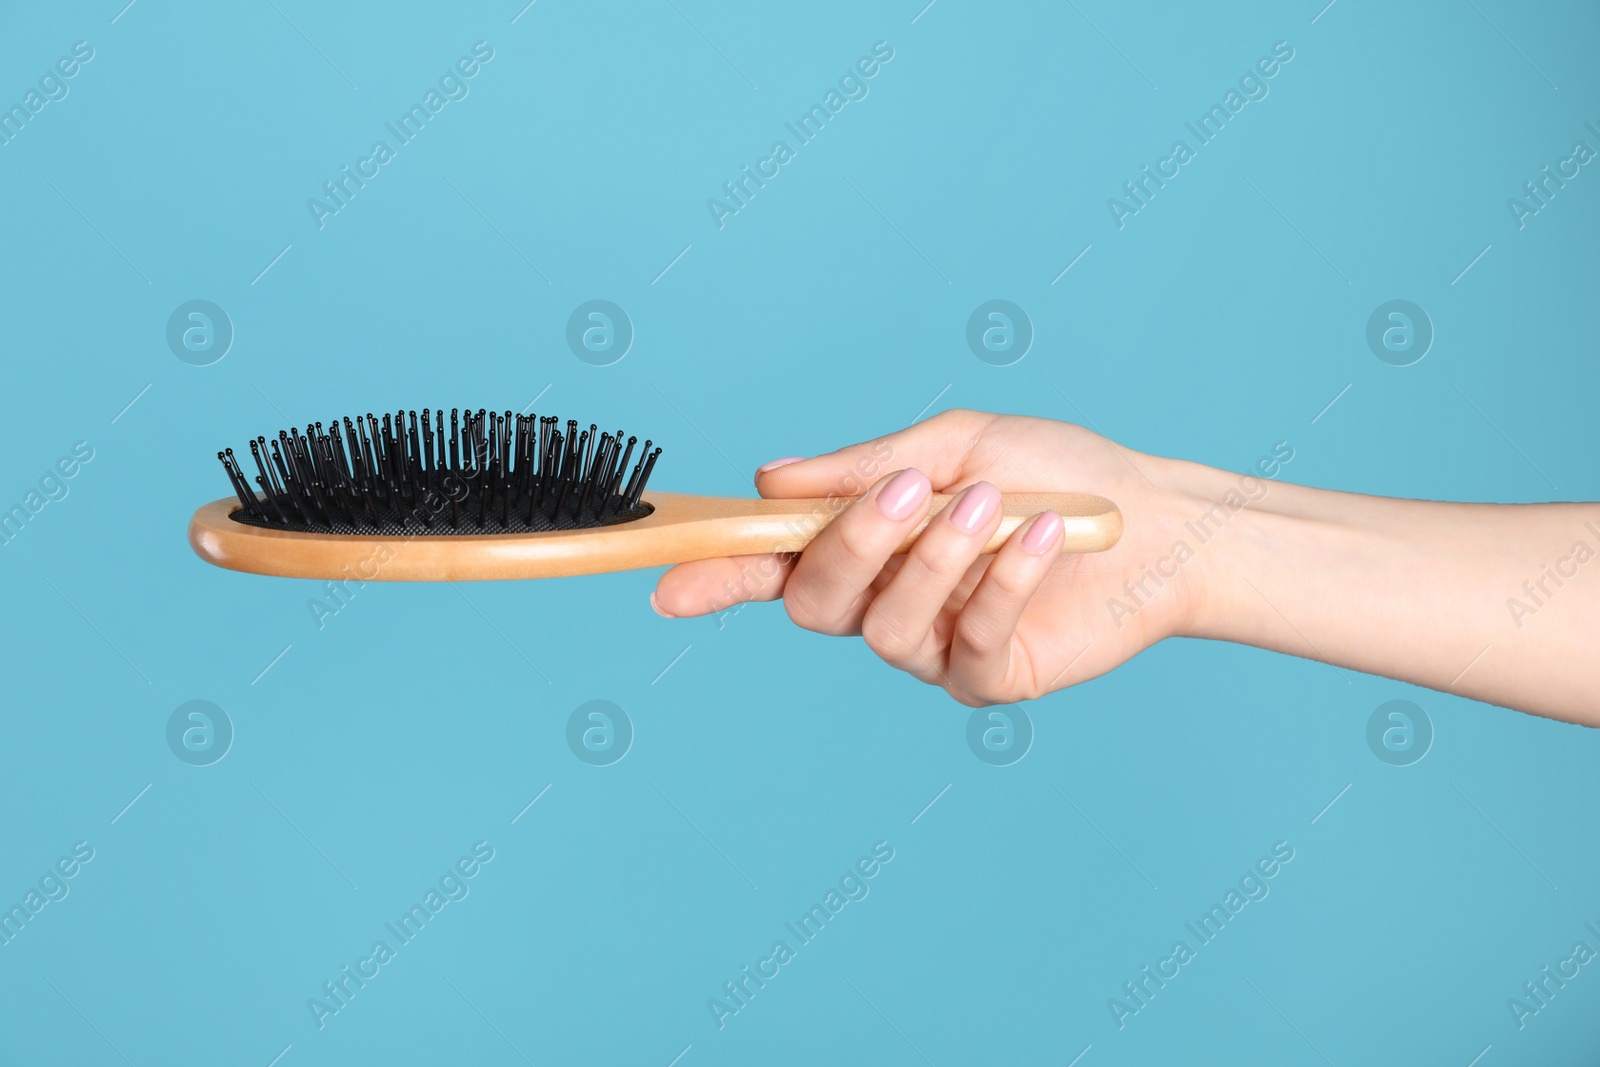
[
  {"x1": 650, "y1": 408, "x2": 1600, "y2": 723},
  {"x1": 650, "y1": 409, "x2": 1208, "y2": 706}
]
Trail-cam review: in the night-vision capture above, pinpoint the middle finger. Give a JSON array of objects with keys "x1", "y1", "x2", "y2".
[{"x1": 782, "y1": 467, "x2": 932, "y2": 635}]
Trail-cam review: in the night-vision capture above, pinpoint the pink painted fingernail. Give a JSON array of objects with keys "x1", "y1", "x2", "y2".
[
  {"x1": 650, "y1": 591, "x2": 676, "y2": 618},
  {"x1": 756, "y1": 456, "x2": 806, "y2": 476},
  {"x1": 1021, "y1": 511, "x2": 1064, "y2": 555},
  {"x1": 947, "y1": 481, "x2": 1002, "y2": 533},
  {"x1": 876, "y1": 468, "x2": 931, "y2": 521}
]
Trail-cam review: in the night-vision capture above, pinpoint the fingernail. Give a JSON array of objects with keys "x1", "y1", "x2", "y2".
[
  {"x1": 650, "y1": 591, "x2": 676, "y2": 618},
  {"x1": 876, "y1": 468, "x2": 931, "y2": 521},
  {"x1": 946, "y1": 481, "x2": 1002, "y2": 534},
  {"x1": 1021, "y1": 511, "x2": 1064, "y2": 555},
  {"x1": 756, "y1": 456, "x2": 806, "y2": 476}
]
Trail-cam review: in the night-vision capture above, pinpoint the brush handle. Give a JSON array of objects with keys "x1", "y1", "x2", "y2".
[{"x1": 189, "y1": 490, "x2": 1121, "y2": 581}]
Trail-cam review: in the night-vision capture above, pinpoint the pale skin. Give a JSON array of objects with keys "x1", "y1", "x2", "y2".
[{"x1": 650, "y1": 410, "x2": 1600, "y2": 727}]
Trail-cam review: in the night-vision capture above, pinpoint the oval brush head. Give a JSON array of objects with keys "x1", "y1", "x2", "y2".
[{"x1": 216, "y1": 408, "x2": 661, "y2": 535}]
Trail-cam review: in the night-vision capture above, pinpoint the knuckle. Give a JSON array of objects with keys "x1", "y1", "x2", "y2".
[
  {"x1": 930, "y1": 407, "x2": 978, "y2": 430},
  {"x1": 860, "y1": 611, "x2": 917, "y2": 664},
  {"x1": 928, "y1": 407, "x2": 998, "y2": 447},
  {"x1": 954, "y1": 612, "x2": 1006, "y2": 657},
  {"x1": 831, "y1": 510, "x2": 893, "y2": 569},
  {"x1": 782, "y1": 585, "x2": 827, "y2": 633},
  {"x1": 903, "y1": 542, "x2": 970, "y2": 588},
  {"x1": 948, "y1": 685, "x2": 993, "y2": 708},
  {"x1": 983, "y1": 561, "x2": 1036, "y2": 602},
  {"x1": 962, "y1": 671, "x2": 1018, "y2": 706}
]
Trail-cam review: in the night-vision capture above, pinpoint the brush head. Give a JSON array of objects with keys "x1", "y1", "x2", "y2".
[{"x1": 216, "y1": 408, "x2": 661, "y2": 535}]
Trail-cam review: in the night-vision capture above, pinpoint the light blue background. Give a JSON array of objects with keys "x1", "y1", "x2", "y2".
[{"x1": 1, "y1": 0, "x2": 1597, "y2": 1063}]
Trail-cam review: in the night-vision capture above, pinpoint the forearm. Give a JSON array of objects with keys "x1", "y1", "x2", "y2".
[{"x1": 1151, "y1": 457, "x2": 1600, "y2": 725}]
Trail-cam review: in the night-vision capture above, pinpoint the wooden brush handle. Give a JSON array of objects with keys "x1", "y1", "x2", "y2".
[{"x1": 189, "y1": 490, "x2": 1121, "y2": 581}]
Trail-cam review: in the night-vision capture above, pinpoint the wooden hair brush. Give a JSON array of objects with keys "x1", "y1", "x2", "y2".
[{"x1": 188, "y1": 408, "x2": 1122, "y2": 581}]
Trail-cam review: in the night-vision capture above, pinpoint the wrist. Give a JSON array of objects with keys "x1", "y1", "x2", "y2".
[{"x1": 1134, "y1": 453, "x2": 1344, "y2": 644}]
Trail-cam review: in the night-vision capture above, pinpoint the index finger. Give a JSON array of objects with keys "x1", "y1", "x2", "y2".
[{"x1": 754, "y1": 408, "x2": 998, "y2": 500}]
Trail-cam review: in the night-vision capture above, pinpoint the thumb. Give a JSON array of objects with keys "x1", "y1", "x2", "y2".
[{"x1": 752, "y1": 409, "x2": 995, "y2": 499}]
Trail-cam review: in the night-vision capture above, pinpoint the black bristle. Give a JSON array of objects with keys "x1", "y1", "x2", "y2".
[
  {"x1": 217, "y1": 407, "x2": 661, "y2": 535},
  {"x1": 622, "y1": 440, "x2": 652, "y2": 503},
  {"x1": 249, "y1": 438, "x2": 288, "y2": 523},
  {"x1": 220, "y1": 449, "x2": 256, "y2": 518},
  {"x1": 420, "y1": 408, "x2": 434, "y2": 476},
  {"x1": 632, "y1": 447, "x2": 662, "y2": 507}
]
